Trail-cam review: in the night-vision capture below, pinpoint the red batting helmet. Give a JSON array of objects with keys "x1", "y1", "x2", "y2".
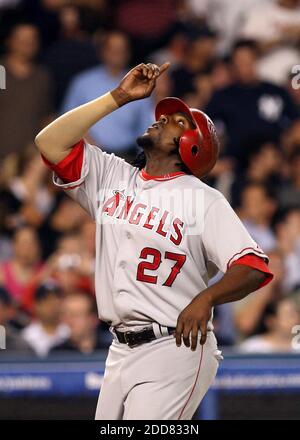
[{"x1": 155, "y1": 97, "x2": 219, "y2": 178}]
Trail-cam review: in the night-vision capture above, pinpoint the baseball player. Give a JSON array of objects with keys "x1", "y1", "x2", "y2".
[{"x1": 36, "y1": 62, "x2": 273, "y2": 420}]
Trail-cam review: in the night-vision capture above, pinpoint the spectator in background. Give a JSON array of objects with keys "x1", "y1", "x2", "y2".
[
  {"x1": 176, "y1": 57, "x2": 233, "y2": 117},
  {"x1": 279, "y1": 147, "x2": 300, "y2": 210},
  {"x1": 191, "y1": 56, "x2": 232, "y2": 108},
  {"x1": 51, "y1": 292, "x2": 112, "y2": 354},
  {"x1": 66, "y1": 1, "x2": 111, "y2": 38},
  {"x1": 43, "y1": 4, "x2": 98, "y2": 109},
  {"x1": 38, "y1": 195, "x2": 89, "y2": 258},
  {"x1": 149, "y1": 31, "x2": 188, "y2": 71},
  {"x1": 0, "y1": 145, "x2": 55, "y2": 238},
  {"x1": 234, "y1": 250, "x2": 285, "y2": 339},
  {"x1": 238, "y1": 183, "x2": 277, "y2": 252},
  {"x1": 0, "y1": 226, "x2": 42, "y2": 305},
  {"x1": 187, "y1": 0, "x2": 269, "y2": 55},
  {"x1": 281, "y1": 120, "x2": 300, "y2": 156},
  {"x1": 21, "y1": 281, "x2": 70, "y2": 357},
  {"x1": 275, "y1": 208, "x2": 300, "y2": 292},
  {"x1": 171, "y1": 27, "x2": 217, "y2": 98},
  {"x1": 61, "y1": 30, "x2": 153, "y2": 159},
  {"x1": 47, "y1": 197, "x2": 88, "y2": 237},
  {"x1": 113, "y1": 0, "x2": 176, "y2": 61},
  {"x1": 231, "y1": 142, "x2": 283, "y2": 207},
  {"x1": 21, "y1": 230, "x2": 94, "y2": 314},
  {"x1": 238, "y1": 296, "x2": 300, "y2": 353},
  {"x1": 18, "y1": 0, "x2": 61, "y2": 48},
  {"x1": 210, "y1": 57, "x2": 233, "y2": 91},
  {"x1": 206, "y1": 40, "x2": 299, "y2": 168},
  {"x1": 183, "y1": 71, "x2": 214, "y2": 110},
  {"x1": 51, "y1": 255, "x2": 93, "y2": 297},
  {"x1": 0, "y1": 286, "x2": 32, "y2": 352},
  {"x1": 54, "y1": 231, "x2": 94, "y2": 288},
  {"x1": 240, "y1": 0, "x2": 300, "y2": 85},
  {"x1": 0, "y1": 22, "x2": 54, "y2": 158}
]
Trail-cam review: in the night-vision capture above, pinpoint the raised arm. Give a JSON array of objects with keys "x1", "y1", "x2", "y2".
[{"x1": 35, "y1": 62, "x2": 169, "y2": 164}]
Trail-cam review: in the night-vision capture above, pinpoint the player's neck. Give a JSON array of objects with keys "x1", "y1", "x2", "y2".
[
  {"x1": 144, "y1": 163, "x2": 182, "y2": 177},
  {"x1": 144, "y1": 156, "x2": 182, "y2": 177}
]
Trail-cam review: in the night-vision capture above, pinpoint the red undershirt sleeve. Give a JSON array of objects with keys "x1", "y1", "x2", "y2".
[
  {"x1": 229, "y1": 254, "x2": 274, "y2": 288},
  {"x1": 40, "y1": 139, "x2": 84, "y2": 184}
]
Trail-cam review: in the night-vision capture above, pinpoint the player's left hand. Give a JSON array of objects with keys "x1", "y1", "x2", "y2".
[{"x1": 174, "y1": 294, "x2": 213, "y2": 351}]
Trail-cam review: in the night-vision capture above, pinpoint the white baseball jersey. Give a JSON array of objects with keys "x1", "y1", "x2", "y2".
[{"x1": 53, "y1": 140, "x2": 268, "y2": 330}]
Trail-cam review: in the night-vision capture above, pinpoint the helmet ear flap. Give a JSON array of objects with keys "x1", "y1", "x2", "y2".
[{"x1": 179, "y1": 129, "x2": 203, "y2": 170}]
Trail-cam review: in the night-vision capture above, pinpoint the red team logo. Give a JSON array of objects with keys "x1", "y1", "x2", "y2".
[{"x1": 101, "y1": 190, "x2": 185, "y2": 246}]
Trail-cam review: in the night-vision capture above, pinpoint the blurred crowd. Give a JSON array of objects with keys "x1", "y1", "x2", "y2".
[{"x1": 0, "y1": 0, "x2": 300, "y2": 357}]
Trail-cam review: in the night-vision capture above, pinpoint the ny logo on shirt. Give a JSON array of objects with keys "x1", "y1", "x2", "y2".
[{"x1": 258, "y1": 95, "x2": 283, "y2": 122}]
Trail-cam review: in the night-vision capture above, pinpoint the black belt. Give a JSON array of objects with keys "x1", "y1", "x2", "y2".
[{"x1": 113, "y1": 325, "x2": 175, "y2": 348}]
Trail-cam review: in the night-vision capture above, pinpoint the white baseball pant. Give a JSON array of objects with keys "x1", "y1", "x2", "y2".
[{"x1": 95, "y1": 328, "x2": 221, "y2": 420}]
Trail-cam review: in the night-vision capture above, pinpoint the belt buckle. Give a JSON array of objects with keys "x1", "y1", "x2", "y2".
[{"x1": 123, "y1": 331, "x2": 136, "y2": 348}]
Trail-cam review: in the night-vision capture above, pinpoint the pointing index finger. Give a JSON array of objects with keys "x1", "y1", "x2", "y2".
[{"x1": 158, "y1": 62, "x2": 170, "y2": 76}]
